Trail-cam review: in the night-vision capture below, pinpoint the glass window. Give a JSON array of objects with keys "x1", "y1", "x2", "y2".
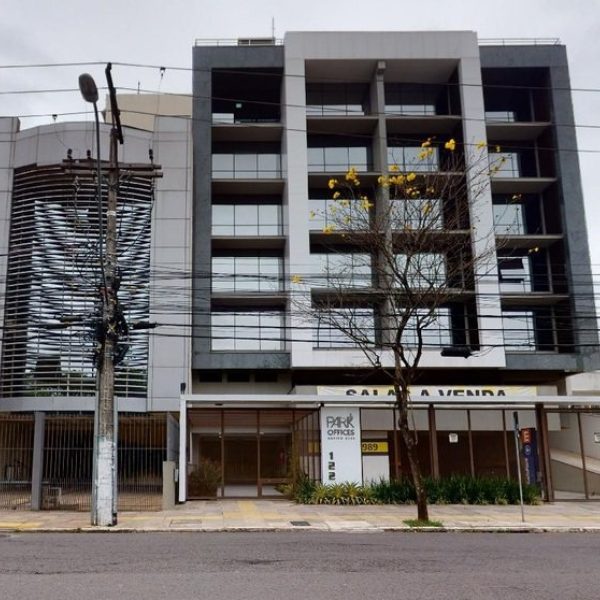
[
  {"x1": 485, "y1": 110, "x2": 516, "y2": 123},
  {"x1": 384, "y1": 83, "x2": 444, "y2": 115},
  {"x1": 212, "y1": 153, "x2": 281, "y2": 179},
  {"x1": 308, "y1": 146, "x2": 371, "y2": 172},
  {"x1": 212, "y1": 205, "x2": 235, "y2": 235},
  {"x1": 387, "y1": 146, "x2": 439, "y2": 172},
  {"x1": 502, "y1": 311, "x2": 536, "y2": 351},
  {"x1": 211, "y1": 311, "x2": 284, "y2": 351},
  {"x1": 395, "y1": 253, "x2": 446, "y2": 288},
  {"x1": 212, "y1": 154, "x2": 234, "y2": 178},
  {"x1": 309, "y1": 198, "x2": 369, "y2": 230},
  {"x1": 313, "y1": 308, "x2": 375, "y2": 348},
  {"x1": 234, "y1": 154, "x2": 257, "y2": 177},
  {"x1": 212, "y1": 204, "x2": 281, "y2": 236},
  {"x1": 311, "y1": 253, "x2": 372, "y2": 288},
  {"x1": 498, "y1": 256, "x2": 531, "y2": 293},
  {"x1": 392, "y1": 308, "x2": 451, "y2": 348},
  {"x1": 211, "y1": 256, "x2": 282, "y2": 293},
  {"x1": 391, "y1": 198, "x2": 443, "y2": 230},
  {"x1": 306, "y1": 83, "x2": 369, "y2": 116},
  {"x1": 489, "y1": 152, "x2": 520, "y2": 178},
  {"x1": 493, "y1": 202, "x2": 525, "y2": 235},
  {"x1": 258, "y1": 205, "x2": 280, "y2": 235}
]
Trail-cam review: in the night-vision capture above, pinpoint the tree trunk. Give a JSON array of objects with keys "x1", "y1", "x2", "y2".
[{"x1": 397, "y1": 395, "x2": 429, "y2": 522}]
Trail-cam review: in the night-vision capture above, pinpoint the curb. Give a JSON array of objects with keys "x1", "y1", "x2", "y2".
[{"x1": 1, "y1": 525, "x2": 600, "y2": 534}]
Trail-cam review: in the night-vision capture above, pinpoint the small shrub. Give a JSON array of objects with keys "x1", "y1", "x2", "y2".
[{"x1": 187, "y1": 458, "x2": 221, "y2": 498}]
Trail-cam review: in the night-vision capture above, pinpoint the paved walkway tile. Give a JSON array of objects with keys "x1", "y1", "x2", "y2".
[{"x1": 0, "y1": 500, "x2": 599, "y2": 532}]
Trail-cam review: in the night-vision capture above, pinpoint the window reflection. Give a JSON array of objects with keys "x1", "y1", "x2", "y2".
[
  {"x1": 212, "y1": 311, "x2": 284, "y2": 351},
  {"x1": 212, "y1": 153, "x2": 281, "y2": 178},
  {"x1": 313, "y1": 308, "x2": 375, "y2": 348},
  {"x1": 387, "y1": 146, "x2": 439, "y2": 172},
  {"x1": 310, "y1": 253, "x2": 372, "y2": 288},
  {"x1": 307, "y1": 146, "x2": 370, "y2": 172},
  {"x1": 212, "y1": 204, "x2": 281, "y2": 236},
  {"x1": 502, "y1": 311, "x2": 536, "y2": 351},
  {"x1": 212, "y1": 256, "x2": 282, "y2": 292}
]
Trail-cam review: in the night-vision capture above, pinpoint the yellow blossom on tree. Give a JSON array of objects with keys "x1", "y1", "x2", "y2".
[
  {"x1": 360, "y1": 196, "x2": 374, "y2": 210},
  {"x1": 378, "y1": 175, "x2": 390, "y2": 187},
  {"x1": 339, "y1": 199, "x2": 349, "y2": 207},
  {"x1": 344, "y1": 216, "x2": 351, "y2": 224},
  {"x1": 396, "y1": 174, "x2": 405, "y2": 185},
  {"x1": 495, "y1": 145, "x2": 501, "y2": 153},
  {"x1": 332, "y1": 191, "x2": 341, "y2": 199},
  {"x1": 389, "y1": 164, "x2": 400, "y2": 172},
  {"x1": 291, "y1": 274, "x2": 303, "y2": 284},
  {"x1": 328, "y1": 178, "x2": 338, "y2": 189},
  {"x1": 309, "y1": 210, "x2": 316, "y2": 219},
  {"x1": 444, "y1": 138, "x2": 456, "y2": 151},
  {"x1": 476, "y1": 140, "x2": 486, "y2": 150},
  {"x1": 426, "y1": 186, "x2": 435, "y2": 194},
  {"x1": 421, "y1": 138, "x2": 432, "y2": 148},
  {"x1": 406, "y1": 172, "x2": 416, "y2": 182},
  {"x1": 323, "y1": 224, "x2": 335, "y2": 234},
  {"x1": 423, "y1": 202, "x2": 432, "y2": 215}
]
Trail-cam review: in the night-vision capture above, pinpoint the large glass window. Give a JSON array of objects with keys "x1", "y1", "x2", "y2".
[
  {"x1": 212, "y1": 256, "x2": 282, "y2": 293},
  {"x1": 313, "y1": 308, "x2": 375, "y2": 348},
  {"x1": 493, "y1": 201, "x2": 526, "y2": 235},
  {"x1": 387, "y1": 146, "x2": 439, "y2": 172},
  {"x1": 307, "y1": 146, "x2": 370, "y2": 172},
  {"x1": 498, "y1": 256, "x2": 531, "y2": 292},
  {"x1": 308, "y1": 198, "x2": 369, "y2": 230},
  {"x1": 390, "y1": 198, "x2": 443, "y2": 230},
  {"x1": 212, "y1": 153, "x2": 281, "y2": 179},
  {"x1": 310, "y1": 253, "x2": 372, "y2": 288},
  {"x1": 502, "y1": 311, "x2": 536, "y2": 351},
  {"x1": 489, "y1": 152, "x2": 521, "y2": 178},
  {"x1": 394, "y1": 253, "x2": 446, "y2": 288},
  {"x1": 385, "y1": 83, "x2": 447, "y2": 115},
  {"x1": 393, "y1": 308, "x2": 452, "y2": 348},
  {"x1": 212, "y1": 311, "x2": 284, "y2": 351},
  {"x1": 306, "y1": 83, "x2": 370, "y2": 116},
  {"x1": 212, "y1": 204, "x2": 281, "y2": 236}
]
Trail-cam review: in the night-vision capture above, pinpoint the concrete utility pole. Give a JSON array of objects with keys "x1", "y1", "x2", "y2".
[{"x1": 79, "y1": 65, "x2": 123, "y2": 526}]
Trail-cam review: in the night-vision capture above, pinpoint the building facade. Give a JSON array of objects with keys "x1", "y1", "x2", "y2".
[
  {"x1": 183, "y1": 31, "x2": 600, "y2": 501},
  {"x1": 1, "y1": 31, "x2": 600, "y2": 510}
]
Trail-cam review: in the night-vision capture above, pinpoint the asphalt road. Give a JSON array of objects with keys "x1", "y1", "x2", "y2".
[{"x1": 0, "y1": 532, "x2": 598, "y2": 599}]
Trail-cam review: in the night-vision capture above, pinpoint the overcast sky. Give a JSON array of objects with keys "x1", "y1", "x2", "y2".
[{"x1": 2, "y1": 0, "x2": 600, "y2": 273}]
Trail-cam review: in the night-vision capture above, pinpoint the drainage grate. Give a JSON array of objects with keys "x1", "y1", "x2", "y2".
[{"x1": 290, "y1": 520, "x2": 311, "y2": 527}]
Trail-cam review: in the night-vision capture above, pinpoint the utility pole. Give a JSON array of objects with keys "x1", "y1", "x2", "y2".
[
  {"x1": 93, "y1": 63, "x2": 124, "y2": 527},
  {"x1": 78, "y1": 64, "x2": 161, "y2": 527}
]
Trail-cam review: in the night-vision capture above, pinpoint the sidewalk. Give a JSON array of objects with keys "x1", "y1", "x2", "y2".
[{"x1": 1, "y1": 500, "x2": 600, "y2": 532}]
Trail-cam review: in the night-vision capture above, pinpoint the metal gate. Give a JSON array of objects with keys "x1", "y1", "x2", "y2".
[{"x1": 0, "y1": 414, "x2": 34, "y2": 510}]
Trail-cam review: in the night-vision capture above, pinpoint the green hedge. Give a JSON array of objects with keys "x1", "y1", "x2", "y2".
[{"x1": 289, "y1": 475, "x2": 541, "y2": 505}]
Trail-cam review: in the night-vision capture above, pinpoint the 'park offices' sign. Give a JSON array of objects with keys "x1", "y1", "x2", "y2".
[{"x1": 317, "y1": 385, "x2": 537, "y2": 398}]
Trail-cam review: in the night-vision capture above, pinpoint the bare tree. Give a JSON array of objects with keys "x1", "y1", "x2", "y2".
[{"x1": 297, "y1": 139, "x2": 502, "y2": 521}]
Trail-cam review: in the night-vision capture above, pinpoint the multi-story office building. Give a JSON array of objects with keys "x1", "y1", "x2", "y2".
[
  {"x1": 1, "y1": 31, "x2": 600, "y2": 510},
  {"x1": 183, "y1": 31, "x2": 600, "y2": 501}
]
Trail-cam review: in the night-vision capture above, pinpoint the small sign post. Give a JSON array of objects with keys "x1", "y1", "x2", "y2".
[{"x1": 513, "y1": 411, "x2": 525, "y2": 523}]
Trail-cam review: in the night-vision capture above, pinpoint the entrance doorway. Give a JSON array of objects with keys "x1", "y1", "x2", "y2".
[{"x1": 187, "y1": 408, "x2": 319, "y2": 498}]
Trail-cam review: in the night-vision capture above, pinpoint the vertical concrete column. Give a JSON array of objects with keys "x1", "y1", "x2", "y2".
[
  {"x1": 370, "y1": 61, "x2": 394, "y2": 346},
  {"x1": 30, "y1": 411, "x2": 45, "y2": 511},
  {"x1": 178, "y1": 397, "x2": 187, "y2": 502},
  {"x1": 458, "y1": 47, "x2": 505, "y2": 364}
]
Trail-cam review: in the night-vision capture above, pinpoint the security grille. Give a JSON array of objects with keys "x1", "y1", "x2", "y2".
[
  {"x1": 1, "y1": 163, "x2": 153, "y2": 398},
  {"x1": 0, "y1": 414, "x2": 34, "y2": 510}
]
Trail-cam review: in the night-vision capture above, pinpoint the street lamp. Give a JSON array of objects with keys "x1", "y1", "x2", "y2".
[{"x1": 79, "y1": 72, "x2": 117, "y2": 527}]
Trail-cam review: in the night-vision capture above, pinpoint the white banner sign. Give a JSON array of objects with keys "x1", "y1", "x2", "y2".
[
  {"x1": 320, "y1": 407, "x2": 362, "y2": 484},
  {"x1": 317, "y1": 385, "x2": 537, "y2": 398}
]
